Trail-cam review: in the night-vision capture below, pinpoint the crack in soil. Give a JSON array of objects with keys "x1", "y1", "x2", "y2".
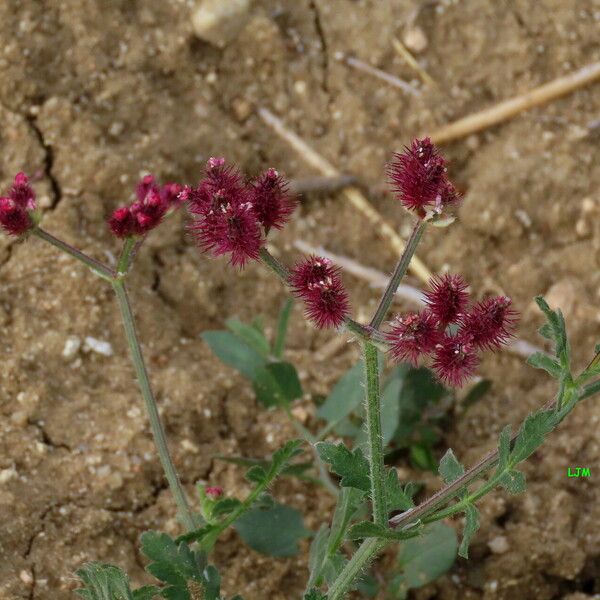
[
  {"x1": 27, "y1": 419, "x2": 72, "y2": 452},
  {"x1": 308, "y1": 0, "x2": 330, "y2": 96},
  {"x1": 25, "y1": 116, "x2": 62, "y2": 210}
]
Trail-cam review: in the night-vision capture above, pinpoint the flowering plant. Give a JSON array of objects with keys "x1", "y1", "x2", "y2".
[{"x1": 3, "y1": 138, "x2": 598, "y2": 600}]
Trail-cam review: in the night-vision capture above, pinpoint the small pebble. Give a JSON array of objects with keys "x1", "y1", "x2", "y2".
[
  {"x1": 192, "y1": 0, "x2": 251, "y2": 48},
  {"x1": 488, "y1": 535, "x2": 510, "y2": 554},
  {"x1": 62, "y1": 336, "x2": 81, "y2": 359},
  {"x1": 83, "y1": 337, "x2": 113, "y2": 357},
  {"x1": 19, "y1": 570, "x2": 33, "y2": 585},
  {"x1": 0, "y1": 467, "x2": 17, "y2": 484},
  {"x1": 402, "y1": 26, "x2": 428, "y2": 53}
]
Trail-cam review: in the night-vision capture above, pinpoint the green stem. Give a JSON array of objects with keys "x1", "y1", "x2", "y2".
[
  {"x1": 116, "y1": 235, "x2": 137, "y2": 275},
  {"x1": 327, "y1": 538, "x2": 386, "y2": 600},
  {"x1": 282, "y1": 405, "x2": 339, "y2": 497},
  {"x1": 369, "y1": 220, "x2": 426, "y2": 330},
  {"x1": 363, "y1": 342, "x2": 387, "y2": 527},
  {"x1": 34, "y1": 228, "x2": 115, "y2": 281},
  {"x1": 112, "y1": 279, "x2": 196, "y2": 532}
]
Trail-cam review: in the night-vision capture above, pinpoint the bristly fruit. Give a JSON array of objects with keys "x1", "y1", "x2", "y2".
[
  {"x1": 249, "y1": 168, "x2": 296, "y2": 234},
  {"x1": 388, "y1": 137, "x2": 460, "y2": 217},
  {"x1": 187, "y1": 158, "x2": 264, "y2": 267},
  {"x1": 424, "y1": 274, "x2": 470, "y2": 327},
  {"x1": 108, "y1": 174, "x2": 173, "y2": 238},
  {"x1": 386, "y1": 275, "x2": 517, "y2": 386},
  {"x1": 385, "y1": 310, "x2": 440, "y2": 365},
  {"x1": 0, "y1": 172, "x2": 36, "y2": 236},
  {"x1": 289, "y1": 255, "x2": 350, "y2": 329}
]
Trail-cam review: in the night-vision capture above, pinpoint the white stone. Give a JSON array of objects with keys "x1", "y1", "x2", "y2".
[
  {"x1": 62, "y1": 336, "x2": 81, "y2": 359},
  {"x1": 83, "y1": 337, "x2": 113, "y2": 356}
]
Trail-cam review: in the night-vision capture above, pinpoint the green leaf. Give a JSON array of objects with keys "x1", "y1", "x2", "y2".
[
  {"x1": 315, "y1": 442, "x2": 370, "y2": 491},
  {"x1": 252, "y1": 361, "x2": 303, "y2": 408},
  {"x1": 496, "y1": 424, "x2": 512, "y2": 473},
  {"x1": 409, "y1": 443, "x2": 437, "y2": 472},
  {"x1": 498, "y1": 469, "x2": 526, "y2": 494},
  {"x1": 439, "y1": 449, "x2": 465, "y2": 485},
  {"x1": 462, "y1": 379, "x2": 492, "y2": 410},
  {"x1": 304, "y1": 590, "x2": 328, "y2": 600},
  {"x1": 245, "y1": 439, "x2": 304, "y2": 486},
  {"x1": 234, "y1": 502, "x2": 309, "y2": 557},
  {"x1": 140, "y1": 531, "x2": 204, "y2": 599},
  {"x1": 316, "y1": 362, "x2": 364, "y2": 424},
  {"x1": 133, "y1": 588, "x2": 161, "y2": 600},
  {"x1": 458, "y1": 504, "x2": 480, "y2": 559},
  {"x1": 385, "y1": 468, "x2": 415, "y2": 512},
  {"x1": 202, "y1": 331, "x2": 266, "y2": 380},
  {"x1": 527, "y1": 352, "x2": 562, "y2": 378},
  {"x1": 75, "y1": 563, "x2": 145, "y2": 600},
  {"x1": 534, "y1": 296, "x2": 570, "y2": 368},
  {"x1": 215, "y1": 455, "x2": 313, "y2": 482},
  {"x1": 307, "y1": 524, "x2": 330, "y2": 589},
  {"x1": 320, "y1": 552, "x2": 348, "y2": 586},
  {"x1": 347, "y1": 521, "x2": 420, "y2": 541},
  {"x1": 388, "y1": 522, "x2": 457, "y2": 597},
  {"x1": 274, "y1": 299, "x2": 293, "y2": 358},
  {"x1": 212, "y1": 497, "x2": 243, "y2": 518},
  {"x1": 226, "y1": 318, "x2": 270, "y2": 356},
  {"x1": 380, "y1": 366, "x2": 408, "y2": 446},
  {"x1": 328, "y1": 487, "x2": 366, "y2": 554},
  {"x1": 511, "y1": 409, "x2": 557, "y2": 463}
]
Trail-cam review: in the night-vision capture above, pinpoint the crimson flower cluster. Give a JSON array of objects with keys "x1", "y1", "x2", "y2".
[
  {"x1": 289, "y1": 255, "x2": 351, "y2": 329},
  {"x1": 385, "y1": 274, "x2": 517, "y2": 386},
  {"x1": 108, "y1": 175, "x2": 183, "y2": 238},
  {"x1": 0, "y1": 173, "x2": 37, "y2": 236},
  {"x1": 185, "y1": 157, "x2": 296, "y2": 267},
  {"x1": 389, "y1": 137, "x2": 460, "y2": 216}
]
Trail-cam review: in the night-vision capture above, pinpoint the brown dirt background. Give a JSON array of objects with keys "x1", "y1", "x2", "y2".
[{"x1": 0, "y1": 1, "x2": 599, "y2": 598}]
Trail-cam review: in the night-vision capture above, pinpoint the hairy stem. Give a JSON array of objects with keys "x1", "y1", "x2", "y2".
[
  {"x1": 112, "y1": 279, "x2": 196, "y2": 532},
  {"x1": 34, "y1": 228, "x2": 115, "y2": 280},
  {"x1": 363, "y1": 342, "x2": 387, "y2": 526},
  {"x1": 327, "y1": 538, "x2": 386, "y2": 600},
  {"x1": 369, "y1": 220, "x2": 426, "y2": 329}
]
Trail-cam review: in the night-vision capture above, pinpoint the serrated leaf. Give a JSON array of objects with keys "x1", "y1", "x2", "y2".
[
  {"x1": 527, "y1": 352, "x2": 562, "y2": 378},
  {"x1": 316, "y1": 362, "x2": 364, "y2": 424},
  {"x1": 246, "y1": 465, "x2": 267, "y2": 484},
  {"x1": 234, "y1": 502, "x2": 309, "y2": 557},
  {"x1": 315, "y1": 442, "x2": 370, "y2": 491},
  {"x1": 496, "y1": 424, "x2": 512, "y2": 473},
  {"x1": 226, "y1": 318, "x2": 270, "y2": 356},
  {"x1": 389, "y1": 522, "x2": 457, "y2": 597},
  {"x1": 244, "y1": 440, "x2": 304, "y2": 485},
  {"x1": 385, "y1": 469, "x2": 415, "y2": 512},
  {"x1": 498, "y1": 469, "x2": 526, "y2": 494},
  {"x1": 534, "y1": 296, "x2": 570, "y2": 368},
  {"x1": 133, "y1": 588, "x2": 161, "y2": 600},
  {"x1": 307, "y1": 524, "x2": 330, "y2": 589},
  {"x1": 439, "y1": 449, "x2": 465, "y2": 485},
  {"x1": 140, "y1": 531, "x2": 204, "y2": 599},
  {"x1": 252, "y1": 361, "x2": 302, "y2": 408},
  {"x1": 212, "y1": 497, "x2": 243, "y2": 518},
  {"x1": 75, "y1": 562, "x2": 144, "y2": 600},
  {"x1": 511, "y1": 409, "x2": 557, "y2": 463},
  {"x1": 202, "y1": 331, "x2": 266, "y2": 380},
  {"x1": 458, "y1": 504, "x2": 480, "y2": 559}
]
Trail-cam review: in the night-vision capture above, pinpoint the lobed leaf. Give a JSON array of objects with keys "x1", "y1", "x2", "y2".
[
  {"x1": 75, "y1": 562, "x2": 155, "y2": 600},
  {"x1": 315, "y1": 442, "x2": 370, "y2": 491},
  {"x1": 438, "y1": 449, "x2": 465, "y2": 485},
  {"x1": 510, "y1": 409, "x2": 556, "y2": 464},
  {"x1": 498, "y1": 469, "x2": 526, "y2": 495},
  {"x1": 527, "y1": 352, "x2": 562, "y2": 379},
  {"x1": 385, "y1": 468, "x2": 416, "y2": 512},
  {"x1": 458, "y1": 504, "x2": 480, "y2": 559}
]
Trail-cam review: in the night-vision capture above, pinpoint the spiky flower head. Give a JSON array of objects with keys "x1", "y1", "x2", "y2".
[
  {"x1": 432, "y1": 336, "x2": 479, "y2": 387},
  {"x1": 289, "y1": 255, "x2": 350, "y2": 329},
  {"x1": 187, "y1": 158, "x2": 264, "y2": 267},
  {"x1": 385, "y1": 310, "x2": 440, "y2": 365},
  {"x1": 205, "y1": 486, "x2": 224, "y2": 498},
  {"x1": 108, "y1": 175, "x2": 169, "y2": 238},
  {"x1": 460, "y1": 296, "x2": 518, "y2": 351},
  {"x1": 388, "y1": 137, "x2": 460, "y2": 217},
  {"x1": 0, "y1": 173, "x2": 36, "y2": 236},
  {"x1": 424, "y1": 274, "x2": 469, "y2": 327},
  {"x1": 249, "y1": 168, "x2": 296, "y2": 233}
]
